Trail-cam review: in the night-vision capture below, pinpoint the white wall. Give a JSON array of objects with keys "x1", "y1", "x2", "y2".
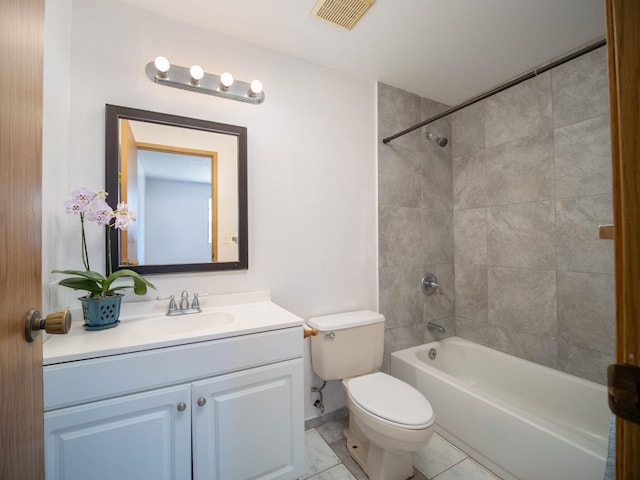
[
  {"x1": 43, "y1": 0, "x2": 378, "y2": 420},
  {"x1": 145, "y1": 178, "x2": 210, "y2": 264}
]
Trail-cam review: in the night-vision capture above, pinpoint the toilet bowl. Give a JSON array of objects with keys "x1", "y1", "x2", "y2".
[
  {"x1": 343, "y1": 372, "x2": 434, "y2": 480},
  {"x1": 307, "y1": 311, "x2": 435, "y2": 480}
]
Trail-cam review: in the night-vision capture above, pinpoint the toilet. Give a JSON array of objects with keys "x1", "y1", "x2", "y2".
[{"x1": 308, "y1": 310, "x2": 434, "y2": 480}]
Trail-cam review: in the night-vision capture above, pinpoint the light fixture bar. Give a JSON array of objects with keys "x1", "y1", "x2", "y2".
[{"x1": 145, "y1": 60, "x2": 265, "y2": 105}]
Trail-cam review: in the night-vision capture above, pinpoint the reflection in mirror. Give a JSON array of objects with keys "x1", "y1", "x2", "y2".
[{"x1": 106, "y1": 105, "x2": 248, "y2": 275}]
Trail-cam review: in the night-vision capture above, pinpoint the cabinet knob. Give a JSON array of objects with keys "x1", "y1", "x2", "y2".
[
  {"x1": 197, "y1": 397, "x2": 207, "y2": 407},
  {"x1": 176, "y1": 402, "x2": 187, "y2": 412}
]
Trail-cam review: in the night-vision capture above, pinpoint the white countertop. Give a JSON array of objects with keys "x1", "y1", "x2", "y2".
[{"x1": 43, "y1": 290, "x2": 304, "y2": 365}]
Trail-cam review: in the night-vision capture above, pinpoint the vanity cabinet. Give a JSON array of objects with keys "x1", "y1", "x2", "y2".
[
  {"x1": 192, "y1": 361, "x2": 301, "y2": 479},
  {"x1": 44, "y1": 327, "x2": 304, "y2": 480},
  {"x1": 44, "y1": 384, "x2": 192, "y2": 480}
]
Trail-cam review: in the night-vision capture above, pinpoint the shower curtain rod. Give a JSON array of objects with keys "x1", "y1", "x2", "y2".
[{"x1": 382, "y1": 38, "x2": 607, "y2": 144}]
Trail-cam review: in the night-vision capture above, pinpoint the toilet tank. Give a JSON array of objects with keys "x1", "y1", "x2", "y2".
[{"x1": 307, "y1": 310, "x2": 385, "y2": 380}]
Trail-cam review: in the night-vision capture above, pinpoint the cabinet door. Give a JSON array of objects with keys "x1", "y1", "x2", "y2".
[
  {"x1": 192, "y1": 359, "x2": 304, "y2": 480},
  {"x1": 45, "y1": 384, "x2": 191, "y2": 480}
]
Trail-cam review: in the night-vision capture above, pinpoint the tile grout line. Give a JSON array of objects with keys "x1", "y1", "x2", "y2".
[
  {"x1": 305, "y1": 461, "x2": 343, "y2": 480},
  {"x1": 427, "y1": 455, "x2": 469, "y2": 480},
  {"x1": 308, "y1": 426, "x2": 502, "y2": 480}
]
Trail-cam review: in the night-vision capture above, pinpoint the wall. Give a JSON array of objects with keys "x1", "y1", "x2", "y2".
[
  {"x1": 378, "y1": 46, "x2": 613, "y2": 384},
  {"x1": 377, "y1": 83, "x2": 455, "y2": 372},
  {"x1": 451, "y1": 46, "x2": 613, "y2": 384},
  {"x1": 42, "y1": 0, "x2": 378, "y2": 420},
  {"x1": 145, "y1": 178, "x2": 210, "y2": 264}
]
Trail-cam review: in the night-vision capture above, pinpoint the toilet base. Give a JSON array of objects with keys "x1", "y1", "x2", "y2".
[
  {"x1": 344, "y1": 423, "x2": 415, "y2": 480},
  {"x1": 344, "y1": 426, "x2": 369, "y2": 473}
]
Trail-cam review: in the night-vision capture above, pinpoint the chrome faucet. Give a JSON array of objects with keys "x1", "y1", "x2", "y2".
[
  {"x1": 427, "y1": 322, "x2": 445, "y2": 333},
  {"x1": 421, "y1": 274, "x2": 444, "y2": 296},
  {"x1": 166, "y1": 291, "x2": 202, "y2": 316},
  {"x1": 179, "y1": 290, "x2": 189, "y2": 310}
]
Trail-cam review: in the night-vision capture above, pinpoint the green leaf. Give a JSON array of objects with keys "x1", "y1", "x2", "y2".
[
  {"x1": 52, "y1": 269, "x2": 106, "y2": 282},
  {"x1": 57, "y1": 278, "x2": 102, "y2": 296},
  {"x1": 52, "y1": 268, "x2": 155, "y2": 297},
  {"x1": 103, "y1": 269, "x2": 156, "y2": 296}
]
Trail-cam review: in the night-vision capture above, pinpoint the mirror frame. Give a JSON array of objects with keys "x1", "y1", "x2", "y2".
[{"x1": 105, "y1": 104, "x2": 248, "y2": 275}]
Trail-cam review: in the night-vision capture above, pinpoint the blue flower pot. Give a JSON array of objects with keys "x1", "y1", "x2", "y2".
[{"x1": 79, "y1": 293, "x2": 123, "y2": 331}]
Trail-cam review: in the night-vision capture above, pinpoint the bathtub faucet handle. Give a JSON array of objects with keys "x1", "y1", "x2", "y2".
[{"x1": 421, "y1": 274, "x2": 443, "y2": 296}]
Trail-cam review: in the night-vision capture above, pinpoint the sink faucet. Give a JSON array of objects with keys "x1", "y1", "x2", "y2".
[
  {"x1": 179, "y1": 290, "x2": 189, "y2": 310},
  {"x1": 166, "y1": 291, "x2": 202, "y2": 316}
]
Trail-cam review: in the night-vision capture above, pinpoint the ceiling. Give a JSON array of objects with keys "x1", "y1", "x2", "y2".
[{"x1": 119, "y1": 0, "x2": 606, "y2": 106}]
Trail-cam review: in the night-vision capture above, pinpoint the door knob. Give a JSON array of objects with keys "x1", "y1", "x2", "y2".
[{"x1": 25, "y1": 308, "x2": 71, "y2": 343}]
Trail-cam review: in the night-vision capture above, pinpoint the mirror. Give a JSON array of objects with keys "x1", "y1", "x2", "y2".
[{"x1": 105, "y1": 105, "x2": 248, "y2": 274}]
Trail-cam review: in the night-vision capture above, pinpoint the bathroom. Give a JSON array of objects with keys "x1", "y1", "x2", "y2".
[{"x1": 8, "y1": 0, "x2": 627, "y2": 478}]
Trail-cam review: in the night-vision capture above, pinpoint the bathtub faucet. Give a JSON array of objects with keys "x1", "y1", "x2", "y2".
[{"x1": 427, "y1": 322, "x2": 445, "y2": 333}]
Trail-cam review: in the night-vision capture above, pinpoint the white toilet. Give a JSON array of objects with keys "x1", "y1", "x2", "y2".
[{"x1": 308, "y1": 310, "x2": 434, "y2": 480}]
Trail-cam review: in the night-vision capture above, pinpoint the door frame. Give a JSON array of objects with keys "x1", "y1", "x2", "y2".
[{"x1": 605, "y1": 0, "x2": 640, "y2": 477}]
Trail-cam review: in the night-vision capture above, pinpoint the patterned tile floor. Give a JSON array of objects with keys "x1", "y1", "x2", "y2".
[{"x1": 303, "y1": 416, "x2": 501, "y2": 480}]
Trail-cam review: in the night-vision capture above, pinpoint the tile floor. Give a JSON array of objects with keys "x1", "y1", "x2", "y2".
[{"x1": 303, "y1": 415, "x2": 501, "y2": 480}]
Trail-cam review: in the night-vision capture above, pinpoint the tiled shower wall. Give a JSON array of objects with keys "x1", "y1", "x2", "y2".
[
  {"x1": 378, "y1": 46, "x2": 614, "y2": 384},
  {"x1": 378, "y1": 83, "x2": 455, "y2": 372}
]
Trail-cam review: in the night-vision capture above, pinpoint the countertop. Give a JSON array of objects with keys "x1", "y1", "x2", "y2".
[{"x1": 43, "y1": 290, "x2": 304, "y2": 365}]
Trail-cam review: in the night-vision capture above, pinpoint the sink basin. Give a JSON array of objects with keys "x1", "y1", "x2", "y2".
[{"x1": 128, "y1": 311, "x2": 234, "y2": 336}]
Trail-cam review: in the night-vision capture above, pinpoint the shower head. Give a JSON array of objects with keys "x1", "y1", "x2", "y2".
[{"x1": 426, "y1": 132, "x2": 448, "y2": 148}]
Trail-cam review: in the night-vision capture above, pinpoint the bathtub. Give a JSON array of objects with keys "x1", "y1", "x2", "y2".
[{"x1": 391, "y1": 337, "x2": 609, "y2": 480}]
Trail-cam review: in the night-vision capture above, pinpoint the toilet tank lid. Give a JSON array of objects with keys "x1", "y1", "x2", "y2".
[{"x1": 308, "y1": 310, "x2": 384, "y2": 331}]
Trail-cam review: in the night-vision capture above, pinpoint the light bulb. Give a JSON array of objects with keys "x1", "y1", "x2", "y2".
[
  {"x1": 154, "y1": 56, "x2": 170, "y2": 74},
  {"x1": 249, "y1": 80, "x2": 263, "y2": 95},
  {"x1": 220, "y1": 72, "x2": 234, "y2": 88},
  {"x1": 190, "y1": 65, "x2": 204, "y2": 82}
]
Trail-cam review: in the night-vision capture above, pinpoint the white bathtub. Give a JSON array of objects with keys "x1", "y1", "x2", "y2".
[{"x1": 391, "y1": 337, "x2": 609, "y2": 480}]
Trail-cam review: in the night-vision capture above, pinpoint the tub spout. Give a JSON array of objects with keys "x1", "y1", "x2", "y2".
[{"x1": 427, "y1": 322, "x2": 445, "y2": 333}]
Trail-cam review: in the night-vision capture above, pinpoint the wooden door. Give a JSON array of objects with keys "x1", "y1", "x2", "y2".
[
  {"x1": 0, "y1": 0, "x2": 45, "y2": 479},
  {"x1": 605, "y1": 0, "x2": 640, "y2": 478},
  {"x1": 119, "y1": 119, "x2": 137, "y2": 264}
]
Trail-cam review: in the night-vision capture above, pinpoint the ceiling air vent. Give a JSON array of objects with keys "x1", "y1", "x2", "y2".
[{"x1": 311, "y1": 0, "x2": 375, "y2": 31}]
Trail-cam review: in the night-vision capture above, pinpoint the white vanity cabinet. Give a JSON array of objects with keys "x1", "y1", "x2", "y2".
[
  {"x1": 44, "y1": 384, "x2": 192, "y2": 480},
  {"x1": 44, "y1": 327, "x2": 304, "y2": 480},
  {"x1": 192, "y1": 360, "x2": 302, "y2": 479}
]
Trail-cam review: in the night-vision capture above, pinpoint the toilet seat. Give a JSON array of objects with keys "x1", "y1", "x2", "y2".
[{"x1": 347, "y1": 372, "x2": 434, "y2": 430}]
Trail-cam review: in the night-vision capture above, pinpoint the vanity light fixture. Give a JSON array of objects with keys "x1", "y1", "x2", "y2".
[
  {"x1": 249, "y1": 80, "x2": 263, "y2": 98},
  {"x1": 219, "y1": 72, "x2": 234, "y2": 90},
  {"x1": 145, "y1": 58, "x2": 265, "y2": 104},
  {"x1": 154, "y1": 56, "x2": 170, "y2": 76},
  {"x1": 189, "y1": 65, "x2": 204, "y2": 84}
]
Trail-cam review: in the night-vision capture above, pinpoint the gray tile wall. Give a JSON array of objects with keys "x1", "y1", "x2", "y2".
[
  {"x1": 451, "y1": 46, "x2": 613, "y2": 384},
  {"x1": 378, "y1": 83, "x2": 455, "y2": 372},
  {"x1": 378, "y1": 47, "x2": 614, "y2": 384}
]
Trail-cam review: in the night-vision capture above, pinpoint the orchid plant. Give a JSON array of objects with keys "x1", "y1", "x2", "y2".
[{"x1": 53, "y1": 187, "x2": 155, "y2": 298}]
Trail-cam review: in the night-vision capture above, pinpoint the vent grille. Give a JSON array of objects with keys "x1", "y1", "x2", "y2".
[{"x1": 311, "y1": 0, "x2": 375, "y2": 30}]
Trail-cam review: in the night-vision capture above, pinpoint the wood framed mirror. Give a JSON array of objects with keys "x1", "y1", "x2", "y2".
[{"x1": 105, "y1": 105, "x2": 248, "y2": 275}]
